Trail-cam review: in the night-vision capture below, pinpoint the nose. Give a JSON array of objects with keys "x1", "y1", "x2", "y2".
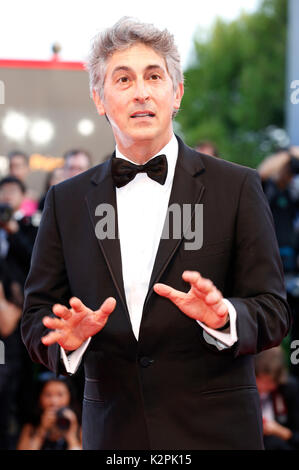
[
  {"x1": 1, "y1": 195, "x2": 10, "y2": 204},
  {"x1": 48, "y1": 397, "x2": 61, "y2": 409},
  {"x1": 133, "y1": 79, "x2": 150, "y2": 103}
]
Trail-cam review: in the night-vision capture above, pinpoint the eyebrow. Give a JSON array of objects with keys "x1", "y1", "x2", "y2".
[{"x1": 111, "y1": 64, "x2": 166, "y2": 77}]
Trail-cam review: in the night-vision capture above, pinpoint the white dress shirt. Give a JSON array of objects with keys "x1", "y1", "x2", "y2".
[{"x1": 61, "y1": 134, "x2": 238, "y2": 373}]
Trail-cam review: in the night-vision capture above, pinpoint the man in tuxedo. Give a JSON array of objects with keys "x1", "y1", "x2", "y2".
[{"x1": 21, "y1": 17, "x2": 291, "y2": 450}]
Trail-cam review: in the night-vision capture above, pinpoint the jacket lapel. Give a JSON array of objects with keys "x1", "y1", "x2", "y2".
[
  {"x1": 85, "y1": 155, "x2": 129, "y2": 319},
  {"x1": 143, "y1": 136, "x2": 206, "y2": 310}
]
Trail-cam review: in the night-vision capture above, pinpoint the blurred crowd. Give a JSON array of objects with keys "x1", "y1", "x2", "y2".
[
  {"x1": 0, "y1": 142, "x2": 299, "y2": 450},
  {"x1": 0, "y1": 148, "x2": 92, "y2": 450}
]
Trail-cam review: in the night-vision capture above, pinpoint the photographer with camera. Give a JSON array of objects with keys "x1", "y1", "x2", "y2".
[
  {"x1": 0, "y1": 176, "x2": 39, "y2": 449},
  {"x1": 258, "y1": 148, "x2": 299, "y2": 379},
  {"x1": 258, "y1": 149, "x2": 299, "y2": 273},
  {"x1": 255, "y1": 347, "x2": 299, "y2": 450},
  {"x1": 17, "y1": 376, "x2": 82, "y2": 450}
]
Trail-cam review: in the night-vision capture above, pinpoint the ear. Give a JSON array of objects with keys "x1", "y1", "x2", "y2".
[
  {"x1": 92, "y1": 89, "x2": 106, "y2": 116},
  {"x1": 173, "y1": 82, "x2": 184, "y2": 111}
]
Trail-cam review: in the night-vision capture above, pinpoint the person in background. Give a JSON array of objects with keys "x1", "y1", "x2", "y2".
[
  {"x1": 8, "y1": 151, "x2": 30, "y2": 183},
  {"x1": 38, "y1": 167, "x2": 66, "y2": 212},
  {"x1": 0, "y1": 176, "x2": 38, "y2": 293},
  {"x1": 257, "y1": 148, "x2": 299, "y2": 273},
  {"x1": 17, "y1": 375, "x2": 82, "y2": 450},
  {"x1": 63, "y1": 149, "x2": 92, "y2": 179},
  {"x1": 255, "y1": 346, "x2": 299, "y2": 450},
  {"x1": 258, "y1": 148, "x2": 299, "y2": 379},
  {"x1": 8, "y1": 151, "x2": 38, "y2": 216},
  {"x1": 0, "y1": 175, "x2": 38, "y2": 449},
  {"x1": 195, "y1": 140, "x2": 219, "y2": 158}
]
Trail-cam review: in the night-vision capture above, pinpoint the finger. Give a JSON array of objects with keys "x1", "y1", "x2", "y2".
[
  {"x1": 69, "y1": 297, "x2": 89, "y2": 316},
  {"x1": 41, "y1": 330, "x2": 63, "y2": 346},
  {"x1": 153, "y1": 283, "x2": 185, "y2": 303},
  {"x1": 182, "y1": 270, "x2": 201, "y2": 284},
  {"x1": 194, "y1": 278, "x2": 214, "y2": 294},
  {"x1": 94, "y1": 297, "x2": 116, "y2": 321},
  {"x1": 61, "y1": 408, "x2": 76, "y2": 421},
  {"x1": 183, "y1": 271, "x2": 214, "y2": 294},
  {"x1": 42, "y1": 316, "x2": 64, "y2": 330},
  {"x1": 204, "y1": 289, "x2": 222, "y2": 306},
  {"x1": 52, "y1": 304, "x2": 72, "y2": 320},
  {"x1": 213, "y1": 301, "x2": 229, "y2": 317}
]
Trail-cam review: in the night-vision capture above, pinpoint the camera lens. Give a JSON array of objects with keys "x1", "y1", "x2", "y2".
[
  {"x1": 56, "y1": 407, "x2": 71, "y2": 431},
  {"x1": 0, "y1": 204, "x2": 13, "y2": 224}
]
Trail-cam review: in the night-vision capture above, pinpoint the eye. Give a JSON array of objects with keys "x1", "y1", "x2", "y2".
[
  {"x1": 149, "y1": 74, "x2": 161, "y2": 80},
  {"x1": 117, "y1": 76, "x2": 129, "y2": 84}
]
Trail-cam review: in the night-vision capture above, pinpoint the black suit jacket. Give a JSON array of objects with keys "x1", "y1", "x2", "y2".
[{"x1": 21, "y1": 136, "x2": 291, "y2": 450}]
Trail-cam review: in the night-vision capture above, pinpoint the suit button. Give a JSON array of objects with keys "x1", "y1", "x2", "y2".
[{"x1": 139, "y1": 356, "x2": 154, "y2": 367}]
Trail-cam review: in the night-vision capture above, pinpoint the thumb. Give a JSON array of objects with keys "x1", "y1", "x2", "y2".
[{"x1": 94, "y1": 297, "x2": 116, "y2": 320}]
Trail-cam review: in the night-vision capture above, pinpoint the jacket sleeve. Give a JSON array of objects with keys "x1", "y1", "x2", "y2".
[
  {"x1": 21, "y1": 186, "x2": 72, "y2": 374},
  {"x1": 227, "y1": 169, "x2": 292, "y2": 357}
]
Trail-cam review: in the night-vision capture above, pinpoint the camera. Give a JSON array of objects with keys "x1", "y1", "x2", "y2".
[
  {"x1": 0, "y1": 203, "x2": 13, "y2": 224},
  {"x1": 55, "y1": 407, "x2": 71, "y2": 431},
  {"x1": 290, "y1": 156, "x2": 299, "y2": 175}
]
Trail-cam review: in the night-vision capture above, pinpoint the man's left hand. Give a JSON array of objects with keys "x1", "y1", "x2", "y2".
[{"x1": 154, "y1": 271, "x2": 229, "y2": 329}]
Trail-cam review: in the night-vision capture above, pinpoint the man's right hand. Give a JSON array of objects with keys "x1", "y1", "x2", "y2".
[{"x1": 41, "y1": 296, "x2": 116, "y2": 351}]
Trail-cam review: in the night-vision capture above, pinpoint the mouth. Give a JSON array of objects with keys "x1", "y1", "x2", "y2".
[{"x1": 130, "y1": 111, "x2": 155, "y2": 119}]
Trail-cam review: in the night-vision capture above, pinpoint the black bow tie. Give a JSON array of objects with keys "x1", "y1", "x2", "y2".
[{"x1": 111, "y1": 154, "x2": 168, "y2": 188}]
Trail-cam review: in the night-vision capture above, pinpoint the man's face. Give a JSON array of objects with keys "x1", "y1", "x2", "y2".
[
  {"x1": 64, "y1": 153, "x2": 90, "y2": 178},
  {"x1": 256, "y1": 374, "x2": 277, "y2": 394},
  {"x1": 9, "y1": 155, "x2": 29, "y2": 182},
  {"x1": 50, "y1": 167, "x2": 66, "y2": 186},
  {"x1": 0, "y1": 183, "x2": 24, "y2": 212},
  {"x1": 93, "y1": 43, "x2": 184, "y2": 154}
]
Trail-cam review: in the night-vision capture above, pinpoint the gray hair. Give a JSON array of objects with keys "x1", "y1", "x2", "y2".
[{"x1": 86, "y1": 17, "x2": 184, "y2": 100}]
